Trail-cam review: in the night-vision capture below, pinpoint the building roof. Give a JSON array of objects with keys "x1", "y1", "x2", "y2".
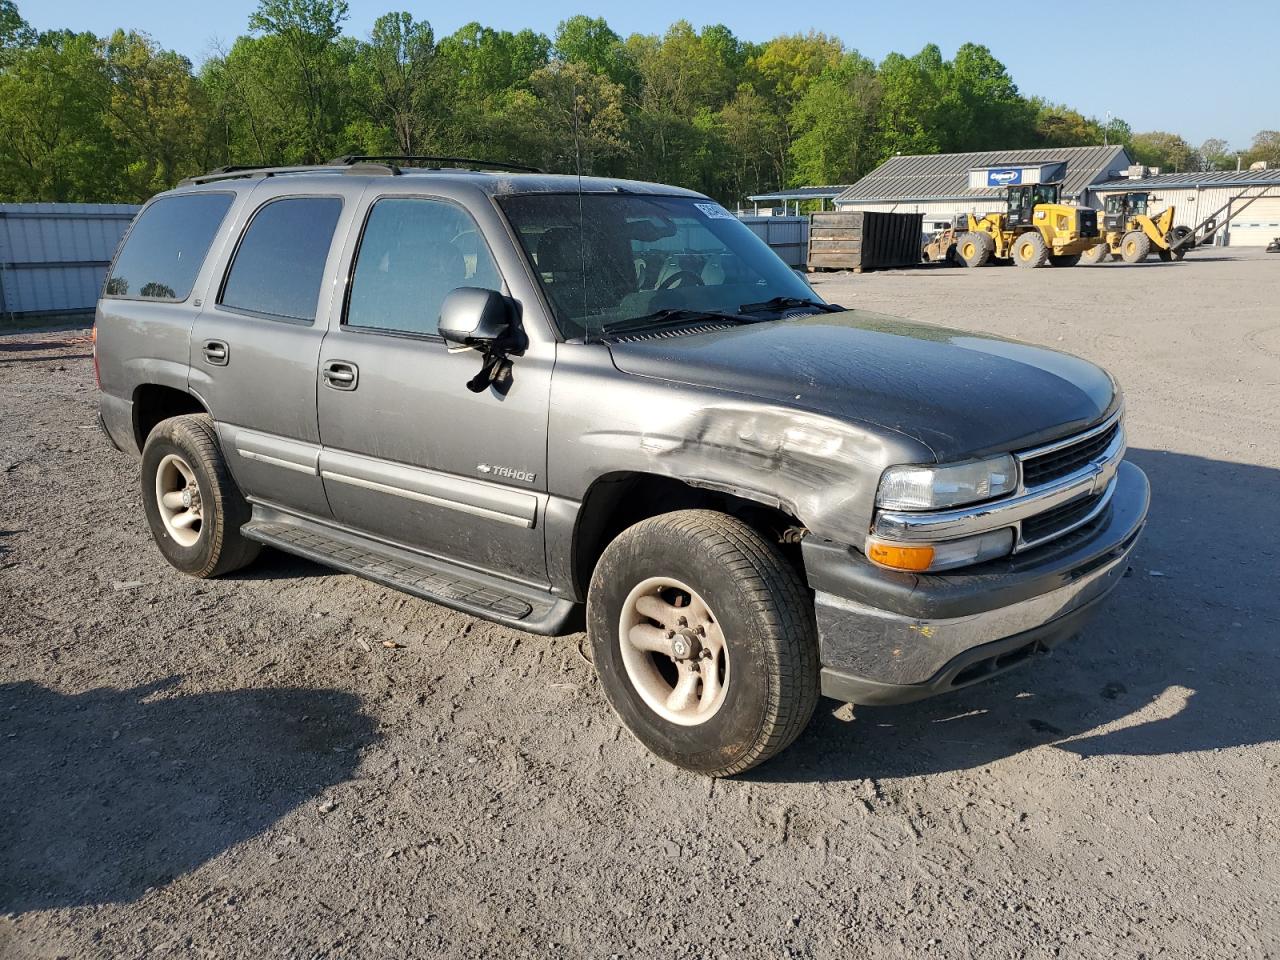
[
  {"x1": 746, "y1": 186, "x2": 850, "y2": 203},
  {"x1": 835, "y1": 145, "x2": 1133, "y2": 203},
  {"x1": 1090, "y1": 168, "x2": 1280, "y2": 191}
]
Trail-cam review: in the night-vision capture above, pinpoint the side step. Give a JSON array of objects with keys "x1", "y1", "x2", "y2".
[{"x1": 241, "y1": 509, "x2": 580, "y2": 636}]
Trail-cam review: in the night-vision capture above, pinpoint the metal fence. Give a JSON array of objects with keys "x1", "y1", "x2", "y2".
[
  {"x1": 738, "y1": 215, "x2": 809, "y2": 267},
  {"x1": 0, "y1": 203, "x2": 140, "y2": 320}
]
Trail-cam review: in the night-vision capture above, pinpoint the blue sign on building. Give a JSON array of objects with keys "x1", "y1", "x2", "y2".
[{"x1": 987, "y1": 168, "x2": 1023, "y2": 187}]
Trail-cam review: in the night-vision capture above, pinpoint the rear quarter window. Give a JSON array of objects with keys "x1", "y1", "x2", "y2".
[{"x1": 105, "y1": 193, "x2": 235, "y2": 301}]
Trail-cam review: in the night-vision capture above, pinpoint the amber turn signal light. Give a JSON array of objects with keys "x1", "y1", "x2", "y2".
[
  {"x1": 865, "y1": 542, "x2": 936, "y2": 570},
  {"x1": 867, "y1": 541, "x2": 935, "y2": 572}
]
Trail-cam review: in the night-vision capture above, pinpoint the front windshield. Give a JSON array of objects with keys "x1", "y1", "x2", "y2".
[{"x1": 498, "y1": 193, "x2": 818, "y2": 340}]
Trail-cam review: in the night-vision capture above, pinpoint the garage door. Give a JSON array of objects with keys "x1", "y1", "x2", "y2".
[{"x1": 1227, "y1": 196, "x2": 1280, "y2": 247}]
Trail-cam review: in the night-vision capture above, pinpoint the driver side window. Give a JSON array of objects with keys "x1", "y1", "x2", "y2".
[{"x1": 346, "y1": 198, "x2": 503, "y2": 336}]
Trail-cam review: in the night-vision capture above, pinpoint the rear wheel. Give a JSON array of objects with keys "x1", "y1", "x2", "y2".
[
  {"x1": 587, "y1": 510, "x2": 819, "y2": 777},
  {"x1": 1121, "y1": 230, "x2": 1151, "y2": 263},
  {"x1": 955, "y1": 231, "x2": 993, "y2": 268},
  {"x1": 1080, "y1": 243, "x2": 1109, "y2": 265},
  {"x1": 1013, "y1": 232, "x2": 1048, "y2": 268},
  {"x1": 141, "y1": 414, "x2": 259, "y2": 578},
  {"x1": 1048, "y1": 253, "x2": 1081, "y2": 268}
]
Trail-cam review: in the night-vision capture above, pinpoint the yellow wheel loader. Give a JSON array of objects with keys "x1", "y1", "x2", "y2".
[
  {"x1": 1081, "y1": 191, "x2": 1195, "y2": 264},
  {"x1": 953, "y1": 183, "x2": 1101, "y2": 269}
]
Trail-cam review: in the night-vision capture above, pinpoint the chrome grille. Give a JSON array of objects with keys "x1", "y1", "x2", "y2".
[
  {"x1": 1020, "y1": 418, "x2": 1121, "y2": 489},
  {"x1": 1021, "y1": 491, "x2": 1104, "y2": 543}
]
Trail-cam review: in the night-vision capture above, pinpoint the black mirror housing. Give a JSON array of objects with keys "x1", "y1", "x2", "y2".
[{"x1": 439, "y1": 287, "x2": 512, "y2": 346}]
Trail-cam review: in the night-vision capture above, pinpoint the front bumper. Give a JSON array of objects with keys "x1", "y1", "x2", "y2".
[{"x1": 804, "y1": 460, "x2": 1149, "y2": 705}]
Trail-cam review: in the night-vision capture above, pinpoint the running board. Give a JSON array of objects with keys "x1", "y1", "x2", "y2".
[{"x1": 241, "y1": 509, "x2": 579, "y2": 636}]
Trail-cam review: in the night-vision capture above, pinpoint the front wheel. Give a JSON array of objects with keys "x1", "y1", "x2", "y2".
[
  {"x1": 1121, "y1": 230, "x2": 1152, "y2": 263},
  {"x1": 1048, "y1": 253, "x2": 1081, "y2": 268},
  {"x1": 141, "y1": 414, "x2": 259, "y2": 578},
  {"x1": 587, "y1": 510, "x2": 819, "y2": 776}
]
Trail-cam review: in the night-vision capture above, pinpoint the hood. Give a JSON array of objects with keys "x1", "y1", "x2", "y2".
[{"x1": 605, "y1": 310, "x2": 1117, "y2": 462}]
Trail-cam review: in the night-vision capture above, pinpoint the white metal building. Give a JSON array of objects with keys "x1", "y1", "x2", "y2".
[
  {"x1": 1088, "y1": 168, "x2": 1280, "y2": 247},
  {"x1": 833, "y1": 145, "x2": 1134, "y2": 233}
]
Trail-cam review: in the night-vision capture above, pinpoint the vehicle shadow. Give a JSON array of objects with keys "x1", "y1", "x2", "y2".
[
  {"x1": 749, "y1": 447, "x2": 1280, "y2": 784},
  {"x1": 0, "y1": 677, "x2": 379, "y2": 913}
]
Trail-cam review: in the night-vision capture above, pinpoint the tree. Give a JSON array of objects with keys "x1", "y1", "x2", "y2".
[
  {"x1": 788, "y1": 52, "x2": 880, "y2": 187},
  {"x1": 102, "y1": 31, "x2": 216, "y2": 196},
  {"x1": 1196, "y1": 138, "x2": 1233, "y2": 171},
  {"x1": 239, "y1": 0, "x2": 354, "y2": 163},
  {"x1": 1130, "y1": 131, "x2": 1196, "y2": 172},
  {"x1": 349, "y1": 12, "x2": 437, "y2": 154},
  {"x1": 717, "y1": 85, "x2": 789, "y2": 199},
  {"x1": 946, "y1": 43, "x2": 1035, "y2": 151},
  {"x1": 554, "y1": 15, "x2": 631, "y2": 88},
  {"x1": 0, "y1": 0, "x2": 34, "y2": 50},
  {"x1": 528, "y1": 60, "x2": 627, "y2": 174},
  {"x1": 0, "y1": 30, "x2": 123, "y2": 201},
  {"x1": 749, "y1": 32, "x2": 843, "y2": 108},
  {"x1": 875, "y1": 46, "x2": 947, "y2": 156},
  {"x1": 1243, "y1": 130, "x2": 1280, "y2": 168},
  {"x1": 1030, "y1": 99, "x2": 1108, "y2": 147}
]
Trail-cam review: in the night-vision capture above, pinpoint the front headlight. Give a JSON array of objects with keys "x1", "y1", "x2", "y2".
[{"x1": 875, "y1": 454, "x2": 1018, "y2": 511}]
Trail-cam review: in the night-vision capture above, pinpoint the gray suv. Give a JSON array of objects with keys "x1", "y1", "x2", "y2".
[{"x1": 95, "y1": 157, "x2": 1149, "y2": 776}]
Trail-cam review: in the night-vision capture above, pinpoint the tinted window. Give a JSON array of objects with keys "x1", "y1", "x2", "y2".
[
  {"x1": 346, "y1": 198, "x2": 502, "y2": 336},
  {"x1": 105, "y1": 193, "x2": 233, "y2": 301},
  {"x1": 220, "y1": 197, "x2": 343, "y2": 322}
]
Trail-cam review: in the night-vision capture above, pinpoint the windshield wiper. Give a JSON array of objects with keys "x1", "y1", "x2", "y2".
[
  {"x1": 596, "y1": 308, "x2": 754, "y2": 339},
  {"x1": 738, "y1": 295, "x2": 843, "y2": 315}
]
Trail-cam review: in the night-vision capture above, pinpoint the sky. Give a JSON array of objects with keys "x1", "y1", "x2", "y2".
[{"x1": 30, "y1": 0, "x2": 1278, "y2": 151}]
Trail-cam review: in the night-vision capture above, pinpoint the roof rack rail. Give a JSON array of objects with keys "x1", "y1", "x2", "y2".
[
  {"x1": 328, "y1": 155, "x2": 543, "y2": 174},
  {"x1": 180, "y1": 164, "x2": 347, "y2": 186}
]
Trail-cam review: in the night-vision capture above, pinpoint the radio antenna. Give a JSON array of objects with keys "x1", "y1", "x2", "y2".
[{"x1": 572, "y1": 72, "x2": 589, "y2": 340}]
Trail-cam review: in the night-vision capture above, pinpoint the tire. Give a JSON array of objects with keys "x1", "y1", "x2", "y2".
[
  {"x1": 1048, "y1": 253, "x2": 1081, "y2": 268},
  {"x1": 1157, "y1": 248, "x2": 1172, "y2": 262},
  {"x1": 1168, "y1": 225, "x2": 1193, "y2": 261},
  {"x1": 1080, "y1": 243, "x2": 1109, "y2": 265},
  {"x1": 587, "y1": 510, "x2": 820, "y2": 777},
  {"x1": 1121, "y1": 230, "x2": 1151, "y2": 263},
  {"x1": 1012, "y1": 231, "x2": 1048, "y2": 268},
  {"x1": 955, "y1": 231, "x2": 993, "y2": 268},
  {"x1": 140, "y1": 414, "x2": 260, "y2": 578}
]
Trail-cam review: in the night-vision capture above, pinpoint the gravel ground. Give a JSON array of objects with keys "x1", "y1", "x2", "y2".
[{"x1": 2, "y1": 250, "x2": 1278, "y2": 958}]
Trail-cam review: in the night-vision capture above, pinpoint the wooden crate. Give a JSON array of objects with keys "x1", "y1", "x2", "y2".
[{"x1": 807, "y1": 210, "x2": 924, "y2": 272}]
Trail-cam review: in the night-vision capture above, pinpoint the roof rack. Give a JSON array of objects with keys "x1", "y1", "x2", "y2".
[
  {"x1": 328, "y1": 155, "x2": 544, "y2": 174},
  {"x1": 180, "y1": 155, "x2": 544, "y2": 187}
]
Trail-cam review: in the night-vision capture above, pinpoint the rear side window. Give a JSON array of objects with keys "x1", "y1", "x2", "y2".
[
  {"x1": 220, "y1": 197, "x2": 343, "y2": 322},
  {"x1": 105, "y1": 193, "x2": 234, "y2": 301},
  {"x1": 346, "y1": 198, "x2": 502, "y2": 336}
]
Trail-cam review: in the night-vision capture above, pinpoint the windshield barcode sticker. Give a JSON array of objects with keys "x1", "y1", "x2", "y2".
[{"x1": 694, "y1": 202, "x2": 735, "y2": 220}]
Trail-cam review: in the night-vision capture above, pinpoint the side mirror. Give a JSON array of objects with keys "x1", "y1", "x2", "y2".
[{"x1": 439, "y1": 287, "x2": 512, "y2": 347}]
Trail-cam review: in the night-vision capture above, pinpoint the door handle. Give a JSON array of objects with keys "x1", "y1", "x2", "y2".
[
  {"x1": 202, "y1": 339, "x2": 229, "y2": 366},
  {"x1": 322, "y1": 360, "x2": 358, "y2": 391}
]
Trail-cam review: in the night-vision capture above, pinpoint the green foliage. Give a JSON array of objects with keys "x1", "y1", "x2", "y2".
[
  {"x1": 0, "y1": 1, "x2": 1253, "y2": 205},
  {"x1": 1243, "y1": 131, "x2": 1280, "y2": 169},
  {"x1": 1129, "y1": 131, "x2": 1197, "y2": 172}
]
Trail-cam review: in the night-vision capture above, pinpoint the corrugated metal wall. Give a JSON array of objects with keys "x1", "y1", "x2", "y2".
[
  {"x1": 0, "y1": 203, "x2": 140, "y2": 317},
  {"x1": 738, "y1": 215, "x2": 809, "y2": 266}
]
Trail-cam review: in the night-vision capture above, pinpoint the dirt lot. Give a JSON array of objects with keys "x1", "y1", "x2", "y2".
[{"x1": 2, "y1": 250, "x2": 1278, "y2": 958}]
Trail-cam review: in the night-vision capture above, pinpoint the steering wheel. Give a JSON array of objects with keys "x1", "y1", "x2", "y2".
[{"x1": 657, "y1": 270, "x2": 704, "y2": 290}]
